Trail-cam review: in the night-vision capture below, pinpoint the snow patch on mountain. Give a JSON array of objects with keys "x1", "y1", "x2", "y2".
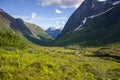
[
  {"x1": 97, "y1": 0, "x2": 107, "y2": 2},
  {"x1": 74, "y1": 7, "x2": 114, "y2": 31},
  {"x1": 74, "y1": 25, "x2": 83, "y2": 31},
  {"x1": 88, "y1": 7, "x2": 114, "y2": 19},
  {"x1": 82, "y1": 18, "x2": 87, "y2": 24},
  {"x1": 112, "y1": 0, "x2": 120, "y2": 5}
]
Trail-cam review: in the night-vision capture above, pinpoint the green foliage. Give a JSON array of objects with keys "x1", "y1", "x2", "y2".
[
  {"x1": 0, "y1": 45, "x2": 120, "y2": 80},
  {"x1": 0, "y1": 31, "x2": 26, "y2": 49}
]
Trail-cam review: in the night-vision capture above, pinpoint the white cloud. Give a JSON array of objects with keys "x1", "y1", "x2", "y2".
[
  {"x1": 13, "y1": 12, "x2": 37, "y2": 20},
  {"x1": 34, "y1": 17, "x2": 67, "y2": 21},
  {"x1": 37, "y1": 0, "x2": 85, "y2": 8},
  {"x1": 55, "y1": 9, "x2": 62, "y2": 14},
  {"x1": 56, "y1": 21, "x2": 65, "y2": 25},
  {"x1": 97, "y1": 0, "x2": 107, "y2": 2},
  {"x1": 12, "y1": 14, "x2": 67, "y2": 30},
  {"x1": 31, "y1": 12, "x2": 37, "y2": 19}
]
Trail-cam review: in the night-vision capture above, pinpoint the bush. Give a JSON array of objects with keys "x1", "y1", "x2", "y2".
[{"x1": 0, "y1": 31, "x2": 26, "y2": 49}]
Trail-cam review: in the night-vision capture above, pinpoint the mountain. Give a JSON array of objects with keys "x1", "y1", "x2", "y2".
[
  {"x1": 46, "y1": 27, "x2": 63, "y2": 39},
  {"x1": 55, "y1": 0, "x2": 120, "y2": 46},
  {"x1": 61, "y1": 0, "x2": 120, "y2": 34},
  {"x1": 0, "y1": 8, "x2": 53, "y2": 45}
]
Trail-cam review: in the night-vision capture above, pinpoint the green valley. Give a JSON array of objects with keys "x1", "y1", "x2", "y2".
[
  {"x1": 0, "y1": 44, "x2": 120, "y2": 80},
  {"x1": 0, "y1": 0, "x2": 120, "y2": 80}
]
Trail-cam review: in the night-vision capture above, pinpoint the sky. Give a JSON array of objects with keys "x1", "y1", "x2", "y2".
[{"x1": 0, "y1": 0, "x2": 85, "y2": 30}]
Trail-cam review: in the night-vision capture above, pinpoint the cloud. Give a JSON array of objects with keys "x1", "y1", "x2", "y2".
[
  {"x1": 31, "y1": 12, "x2": 37, "y2": 19},
  {"x1": 37, "y1": 0, "x2": 85, "y2": 8},
  {"x1": 56, "y1": 21, "x2": 65, "y2": 25},
  {"x1": 56, "y1": 21, "x2": 65, "y2": 27},
  {"x1": 13, "y1": 14, "x2": 67, "y2": 21},
  {"x1": 13, "y1": 12, "x2": 37, "y2": 20},
  {"x1": 12, "y1": 14, "x2": 67, "y2": 30},
  {"x1": 25, "y1": 12, "x2": 37, "y2": 20},
  {"x1": 35, "y1": 17, "x2": 67, "y2": 21},
  {"x1": 55, "y1": 9, "x2": 62, "y2": 14}
]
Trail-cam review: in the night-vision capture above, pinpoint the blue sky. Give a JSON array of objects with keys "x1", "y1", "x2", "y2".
[{"x1": 0, "y1": 0, "x2": 84, "y2": 30}]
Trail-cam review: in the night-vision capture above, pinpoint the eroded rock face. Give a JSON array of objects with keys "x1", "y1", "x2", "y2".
[{"x1": 62, "y1": 0, "x2": 119, "y2": 34}]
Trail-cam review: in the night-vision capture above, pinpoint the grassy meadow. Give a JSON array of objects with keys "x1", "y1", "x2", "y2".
[{"x1": 0, "y1": 43, "x2": 120, "y2": 80}]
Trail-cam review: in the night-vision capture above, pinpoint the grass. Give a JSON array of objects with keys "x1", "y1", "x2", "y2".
[
  {"x1": 0, "y1": 30, "x2": 119, "y2": 80},
  {"x1": 0, "y1": 31, "x2": 26, "y2": 49},
  {"x1": 0, "y1": 44, "x2": 120, "y2": 80}
]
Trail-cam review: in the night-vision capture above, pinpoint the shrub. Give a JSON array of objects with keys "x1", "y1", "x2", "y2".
[{"x1": 0, "y1": 31, "x2": 26, "y2": 49}]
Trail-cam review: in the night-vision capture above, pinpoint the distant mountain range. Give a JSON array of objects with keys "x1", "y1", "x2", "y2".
[
  {"x1": 46, "y1": 27, "x2": 63, "y2": 39},
  {"x1": 0, "y1": 8, "x2": 53, "y2": 45},
  {"x1": 55, "y1": 0, "x2": 120, "y2": 46}
]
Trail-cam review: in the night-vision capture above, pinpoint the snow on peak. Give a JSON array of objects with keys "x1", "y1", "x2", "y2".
[
  {"x1": 74, "y1": 7, "x2": 114, "y2": 32},
  {"x1": 112, "y1": 0, "x2": 120, "y2": 5},
  {"x1": 48, "y1": 27, "x2": 56, "y2": 30},
  {"x1": 97, "y1": 0, "x2": 107, "y2": 2}
]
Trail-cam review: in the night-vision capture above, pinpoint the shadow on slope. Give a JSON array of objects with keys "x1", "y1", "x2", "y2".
[
  {"x1": 24, "y1": 35, "x2": 52, "y2": 46},
  {"x1": 85, "y1": 54, "x2": 120, "y2": 63}
]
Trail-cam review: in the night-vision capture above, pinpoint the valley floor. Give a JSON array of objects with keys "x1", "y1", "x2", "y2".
[{"x1": 0, "y1": 44, "x2": 120, "y2": 80}]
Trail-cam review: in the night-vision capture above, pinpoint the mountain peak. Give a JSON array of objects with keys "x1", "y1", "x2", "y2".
[
  {"x1": 0, "y1": 8, "x2": 4, "y2": 12},
  {"x1": 46, "y1": 27, "x2": 63, "y2": 39},
  {"x1": 48, "y1": 27, "x2": 56, "y2": 31},
  {"x1": 0, "y1": 8, "x2": 53, "y2": 45},
  {"x1": 55, "y1": 4, "x2": 120, "y2": 46},
  {"x1": 62, "y1": 0, "x2": 120, "y2": 34}
]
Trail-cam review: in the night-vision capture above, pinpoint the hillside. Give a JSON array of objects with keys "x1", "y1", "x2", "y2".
[
  {"x1": 61, "y1": 0, "x2": 119, "y2": 34},
  {"x1": 24, "y1": 22, "x2": 53, "y2": 45},
  {"x1": 54, "y1": 0, "x2": 120, "y2": 64},
  {"x1": 0, "y1": 30, "x2": 26, "y2": 49},
  {"x1": 55, "y1": 0, "x2": 120, "y2": 46},
  {"x1": 0, "y1": 8, "x2": 52, "y2": 45}
]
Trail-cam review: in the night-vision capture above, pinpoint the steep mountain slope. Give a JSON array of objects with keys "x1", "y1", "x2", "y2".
[
  {"x1": 62, "y1": 0, "x2": 120, "y2": 34},
  {"x1": 0, "y1": 8, "x2": 52, "y2": 45},
  {"x1": 46, "y1": 27, "x2": 62, "y2": 39},
  {"x1": 55, "y1": 0, "x2": 120, "y2": 46},
  {"x1": 24, "y1": 22, "x2": 53, "y2": 44}
]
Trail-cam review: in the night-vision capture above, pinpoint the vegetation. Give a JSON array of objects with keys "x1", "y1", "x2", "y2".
[
  {"x1": 55, "y1": 5, "x2": 120, "y2": 46},
  {"x1": 0, "y1": 31, "x2": 26, "y2": 49},
  {"x1": 0, "y1": 43, "x2": 120, "y2": 80},
  {"x1": 0, "y1": 28, "x2": 119, "y2": 80},
  {"x1": 0, "y1": 12, "x2": 53, "y2": 46},
  {"x1": 24, "y1": 22, "x2": 53, "y2": 41},
  {"x1": 0, "y1": 5, "x2": 120, "y2": 80}
]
